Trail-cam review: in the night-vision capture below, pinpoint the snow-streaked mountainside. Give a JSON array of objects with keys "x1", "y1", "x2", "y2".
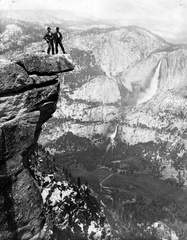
[{"x1": 1, "y1": 14, "x2": 187, "y2": 239}]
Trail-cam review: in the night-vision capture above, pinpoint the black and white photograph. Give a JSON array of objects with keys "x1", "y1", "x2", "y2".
[{"x1": 0, "y1": 0, "x2": 187, "y2": 239}]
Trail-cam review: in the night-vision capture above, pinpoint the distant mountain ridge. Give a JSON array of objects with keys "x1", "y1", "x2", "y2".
[{"x1": 0, "y1": 9, "x2": 112, "y2": 27}]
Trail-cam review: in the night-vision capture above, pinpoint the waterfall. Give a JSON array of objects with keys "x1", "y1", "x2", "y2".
[{"x1": 136, "y1": 60, "x2": 161, "y2": 105}]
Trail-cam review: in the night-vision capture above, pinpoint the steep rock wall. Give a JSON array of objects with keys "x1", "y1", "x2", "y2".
[
  {"x1": 0, "y1": 53, "x2": 74, "y2": 240},
  {"x1": 159, "y1": 49, "x2": 187, "y2": 92}
]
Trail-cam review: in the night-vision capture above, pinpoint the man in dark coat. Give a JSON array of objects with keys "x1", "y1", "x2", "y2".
[
  {"x1": 53, "y1": 27, "x2": 66, "y2": 54},
  {"x1": 43, "y1": 27, "x2": 54, "y2": 55}
]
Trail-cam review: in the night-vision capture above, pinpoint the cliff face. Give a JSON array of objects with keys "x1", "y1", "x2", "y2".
[
  {"x1": 159, "y1": 49, "x2": 187, "y2": 92},
  {"x1": 0, "y1": 54, "x2": 74, "y2": 240}
]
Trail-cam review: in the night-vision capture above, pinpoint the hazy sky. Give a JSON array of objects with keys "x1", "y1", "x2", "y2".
[{"x1": 0, "y1": 0, "x2": 187, "y2": 43}]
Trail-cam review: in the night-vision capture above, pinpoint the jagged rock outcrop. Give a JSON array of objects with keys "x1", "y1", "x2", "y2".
[{"x1": 0, "y1": 53, "x2": 74, "y2": 240}]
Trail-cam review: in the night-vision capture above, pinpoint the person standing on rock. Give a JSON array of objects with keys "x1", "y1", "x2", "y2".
[
  {"x1": 43, "y1": 27, "x2": 55, "y2": 55},
  {"x1": 53, "y1": 27, "x2": 66, "y2": 54}
]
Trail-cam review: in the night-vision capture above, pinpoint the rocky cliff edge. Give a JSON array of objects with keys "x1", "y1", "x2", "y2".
[{"x1": 0, "y1": 53, "x2": 74, "y2": 240}]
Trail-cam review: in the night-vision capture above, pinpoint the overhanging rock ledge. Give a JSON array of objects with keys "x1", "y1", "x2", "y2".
[{"x1": 0, "y1": 53, "x2": 74, "y2": 240}]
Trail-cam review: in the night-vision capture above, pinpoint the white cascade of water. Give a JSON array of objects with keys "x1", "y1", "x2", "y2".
[{"x1": 137, "y1": 60, "x2": 162, "y2": 105}]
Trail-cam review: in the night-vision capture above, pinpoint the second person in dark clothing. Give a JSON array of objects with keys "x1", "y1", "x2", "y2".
[
  {"x1": 43, "y1": 27, "x2": 54, "y2": 55},
  {"x1": 54, "y1": 27, "x2": 66, "y2": 54}
]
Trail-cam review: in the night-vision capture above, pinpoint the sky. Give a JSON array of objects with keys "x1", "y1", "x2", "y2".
[{"x1": 0, "y1": 0, "x2": 187, "y2": 43}]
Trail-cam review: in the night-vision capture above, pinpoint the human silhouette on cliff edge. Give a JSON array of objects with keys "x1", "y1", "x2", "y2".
[
  {"x1": 43, "y1": 27, "x2": 54, "y2": 55},
  {"x1": 53, "y1": 27, "x2": 66, "y2": 54}
]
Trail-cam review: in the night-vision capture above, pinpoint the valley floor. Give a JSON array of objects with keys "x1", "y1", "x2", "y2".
[{"x1": 52, "y1": 149, "x2": 187, "y2": 240}]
